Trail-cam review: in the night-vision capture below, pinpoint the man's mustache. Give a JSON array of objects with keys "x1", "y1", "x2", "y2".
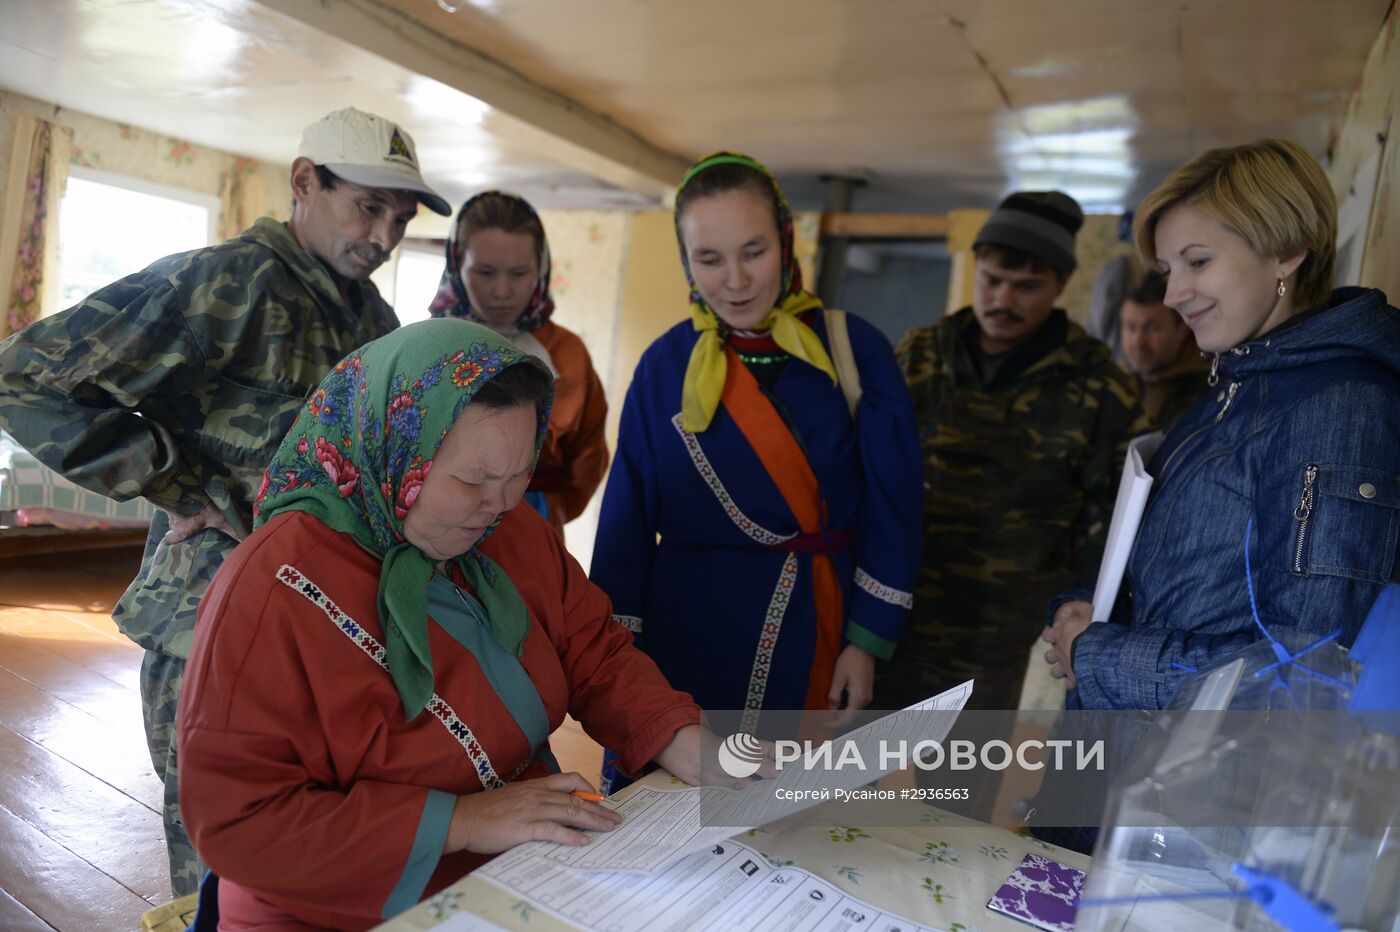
[
  {"x1": 350, "y1": 243, "x2": 391, "y2": 264},
  {"x1": 983, "y1": 308, "x2": 1024, "y2": 323}
]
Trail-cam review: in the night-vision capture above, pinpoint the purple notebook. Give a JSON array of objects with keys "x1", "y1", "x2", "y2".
[{"x1": 986, "y1": 853, "x2": 1086, "y2": 932}]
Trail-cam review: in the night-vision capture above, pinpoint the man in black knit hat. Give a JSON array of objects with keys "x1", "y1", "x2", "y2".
[{"x1": 878, "y1": 191, "x2": 1149, "y2": 714}]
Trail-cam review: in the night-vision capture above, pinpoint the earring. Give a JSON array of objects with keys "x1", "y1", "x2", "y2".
[{"x1": 1277, "y1": 280, "x2": 1286, "y2": 297}]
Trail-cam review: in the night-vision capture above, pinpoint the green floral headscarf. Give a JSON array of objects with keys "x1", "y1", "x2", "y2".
[{"x1": 253, "y1": 318, "x2": 554, "y2": 720}]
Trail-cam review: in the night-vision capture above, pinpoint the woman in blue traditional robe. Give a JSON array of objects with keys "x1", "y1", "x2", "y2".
[{"x1": 591, "y1": 153, "x2": 922, "y2": 756}]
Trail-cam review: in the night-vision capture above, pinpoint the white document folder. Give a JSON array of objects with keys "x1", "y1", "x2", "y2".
[{"x1": 1090, "y1": 431, "x2": 1164, "y2": 623}]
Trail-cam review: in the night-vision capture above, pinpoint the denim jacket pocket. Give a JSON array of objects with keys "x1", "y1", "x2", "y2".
[{"x1": 1291, "y1": 464, "x2": 1400, "y2": 583}]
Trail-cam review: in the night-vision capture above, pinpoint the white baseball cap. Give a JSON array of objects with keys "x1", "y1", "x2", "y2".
[{"x1": 298, "y1": 107, "x2": 451, "y2": 216}]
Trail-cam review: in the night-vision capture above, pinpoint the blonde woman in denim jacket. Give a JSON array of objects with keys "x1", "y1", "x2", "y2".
[{"x1": 1043, "y1": 139, "x2": 1400, "y2": 711}]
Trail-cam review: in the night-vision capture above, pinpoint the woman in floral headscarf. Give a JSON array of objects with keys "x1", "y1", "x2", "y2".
[
  {"x1": 177, "y1": 319, "x2": 722, "y2": 931},
  {"x1": 590, "y1": 153, "x2": 922, "y2": 784},
  {"x1": 430, "y1": 191, "x2": 609, "y2": 535}
]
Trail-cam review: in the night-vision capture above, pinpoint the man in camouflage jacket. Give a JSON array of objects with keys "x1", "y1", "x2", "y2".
[
  {"x1": 0, "y1": 107, "x2": 450, "y2": 896},
  {"x1": 877, "y1": 192, "x2": 1150, "y2": 713}
]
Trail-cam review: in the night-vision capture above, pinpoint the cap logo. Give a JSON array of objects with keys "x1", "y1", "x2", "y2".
[{"x1": 386, "y1": 128, "x2": 416, "y2": 167}]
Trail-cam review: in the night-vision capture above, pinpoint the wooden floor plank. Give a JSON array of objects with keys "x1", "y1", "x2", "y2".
[
  {"x1": 0, "y1": 605, "x2": 142, "y2": 650},
  {"x1": 0, "y1": 887, "x2": 56, "y2": 931},
  {"x1": 0, "y1": 667, "x2": 162, "y2": 814},
  {"x1": 0, "y1": 614, "x2": 142, "y2": 692},
  {"x1": 52, "y1": 607, "x2": 134, "y2": 640},
  {"x1": 0, "y1": 631, "x2": 140, "y2": 731},
  {"x1": 0, "y1": 724, "x2": 169, "y2": 903},
  {"x1": 0, "y1": 545, "x2": 174, "y2": 925},
  {"x1": 0, "y1": 800, "x2": 156, "y2": 931}
]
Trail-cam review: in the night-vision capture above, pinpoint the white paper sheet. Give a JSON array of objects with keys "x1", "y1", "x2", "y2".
[
  {"x1": 477, "y1": 837, "x2": 941, "y2": 932},
  {"x1": 524, "y1": 682, "x2": 973, "y2": 875},
  {"x1": 1091, "y1": 431, "x2": 1164, "y2": 622},
  {"x1": 523, "y1": 786, "x2": 740, "y2": 873},
  {"x1": 706, "y1": 681, "x2": 973, "y2": 831}
]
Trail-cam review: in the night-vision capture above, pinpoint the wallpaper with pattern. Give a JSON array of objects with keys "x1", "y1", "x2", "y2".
[{"x1": 0, "y1": 87, "x2": 289, "y2": 236}]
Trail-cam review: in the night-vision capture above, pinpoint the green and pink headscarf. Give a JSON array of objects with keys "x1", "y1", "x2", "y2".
[{"x1": 254, "y1": 318, "x2": 554, "y2": 719}]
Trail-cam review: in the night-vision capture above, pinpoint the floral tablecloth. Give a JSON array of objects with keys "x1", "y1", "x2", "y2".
[{"x1": 375, "y1": 770, "x2": 1091, "y2": 932}]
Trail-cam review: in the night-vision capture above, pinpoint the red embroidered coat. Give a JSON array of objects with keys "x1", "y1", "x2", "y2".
[{"x1": 179, "y1": 507, "x2": 700, "y2": 930}]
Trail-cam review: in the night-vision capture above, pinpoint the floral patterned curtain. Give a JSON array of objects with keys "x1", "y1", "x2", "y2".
[{"x1": 0, "y1": 114, "x2": 72, "y2": 340}]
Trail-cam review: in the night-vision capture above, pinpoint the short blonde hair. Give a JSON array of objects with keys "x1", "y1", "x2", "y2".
[{"x1": 1134, "y1": 139, "x2": 1337, "y2": 312}]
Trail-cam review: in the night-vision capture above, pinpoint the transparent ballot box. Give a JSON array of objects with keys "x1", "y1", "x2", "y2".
[{"x1": 1076, "y1": 616, "x2": 1400, "y2": 932}]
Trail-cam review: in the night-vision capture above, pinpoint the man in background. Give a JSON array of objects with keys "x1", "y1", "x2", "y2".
[
  {"x1": 0, "y1": 106, "x2": 450, "y2": 895},
  {"x1": 880, "y1": 190, "x2": 1149, "y2": 713},
  {"x1": 1120, "y1": 271, "x2": 1209, "y2": 432}
]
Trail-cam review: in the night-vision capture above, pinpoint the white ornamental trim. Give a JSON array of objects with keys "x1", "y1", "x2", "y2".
[
  {"x1": 275, "y1": 564, "x2": 504, "y2": 790},
  {"x1": 853, "y1": 567, "x2": 913, "y2": 610},
  {"x1": 739, "y1": 552, "x2": 800, "y2": 735},
  {"x1": 613, "y1": 614, "x2": 643, "y2": 634},
  {"x1": 671, "y1": 413, "x2": 795, "y2": 547}
]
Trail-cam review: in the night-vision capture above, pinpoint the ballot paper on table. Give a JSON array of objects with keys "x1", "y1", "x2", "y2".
[
  {"x1": 1090, "y1": 431, "x2": 1164, "y2": 622},
  {"x1": 519, "y1": 681, "x2": 973, "y2": 875},
  {"x1": 472, "y1": 836, "x2": 942, "y2": 932}
]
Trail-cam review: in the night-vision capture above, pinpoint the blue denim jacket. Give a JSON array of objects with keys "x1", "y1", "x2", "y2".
[{"x1": 1064, "y1": 288, "x2": 1400, "y2": 710}]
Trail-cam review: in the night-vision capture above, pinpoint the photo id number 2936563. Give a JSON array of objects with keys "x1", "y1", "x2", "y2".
[{"x1": 901, "y1": 788, "x2": 970, "y2": 801}]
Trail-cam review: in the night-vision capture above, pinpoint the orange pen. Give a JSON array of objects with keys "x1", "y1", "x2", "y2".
[{"x1": 570, "y1": 790, "x2": 606, "y2": 802}]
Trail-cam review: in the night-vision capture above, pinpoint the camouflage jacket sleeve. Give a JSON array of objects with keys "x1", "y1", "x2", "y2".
[
  {"x1": 1071, "y1": 362, "x2": 1152, "y2": 580},
  {"x1": 893, "y1": 326, "x2": 935, "y2": 401},
  {"x1": 0, "y1": 273, "x2": 220, "y2": 516}
]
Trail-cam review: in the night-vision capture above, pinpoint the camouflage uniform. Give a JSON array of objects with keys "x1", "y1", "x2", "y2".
[
  {"x1": 0, "y1": 217, "x2": 398, "y2": 895},
  {"x1": 877, "y1": 307, "x2": 1149, "y2": 711}
]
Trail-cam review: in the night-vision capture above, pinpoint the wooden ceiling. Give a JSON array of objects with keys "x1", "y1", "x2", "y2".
[
  {"x1": 0, "y1": 0, "x2": 1389, "y2": 211},
  {"x1": 372, "y1": 0, "x2": 1391, "y2": 210}
]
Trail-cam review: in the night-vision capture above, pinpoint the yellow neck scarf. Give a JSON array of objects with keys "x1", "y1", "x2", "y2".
[{"x1": 681, "y1": 291, "x2": 835, "y2": 431}]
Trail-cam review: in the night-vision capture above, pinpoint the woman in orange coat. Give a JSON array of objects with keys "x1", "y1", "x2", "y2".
[
  {"x1": 430, "y1": 192, "x2": 608, "y2": 534},
  {"x1": 178, "y1": 320, "x2": 725, "y2": 930}
]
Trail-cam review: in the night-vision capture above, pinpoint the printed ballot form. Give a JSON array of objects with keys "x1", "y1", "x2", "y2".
[
  {"x1": 525, "y1": 786, "x2": 740, "y2": 873},
  {"x1": 1090, "y1": 431, "x2": 1164, "y2": 622},
  {"x1": 424, "y1": 684, "x2": 977, "y2": 932},
  {"x1": 522, "y1": 681, "x2": 973, "y2": 875},
  {"x1": 471, "y1": 838, "x2": 941, "y2": 932}
]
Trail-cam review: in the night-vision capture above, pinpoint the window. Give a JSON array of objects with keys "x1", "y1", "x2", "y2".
[
  {"x1": 391, "y1": 239, "x2": 448, "y2": 325},
  {"x1": 57, "y1": 168, "x2": 216, "y2": 309}
]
